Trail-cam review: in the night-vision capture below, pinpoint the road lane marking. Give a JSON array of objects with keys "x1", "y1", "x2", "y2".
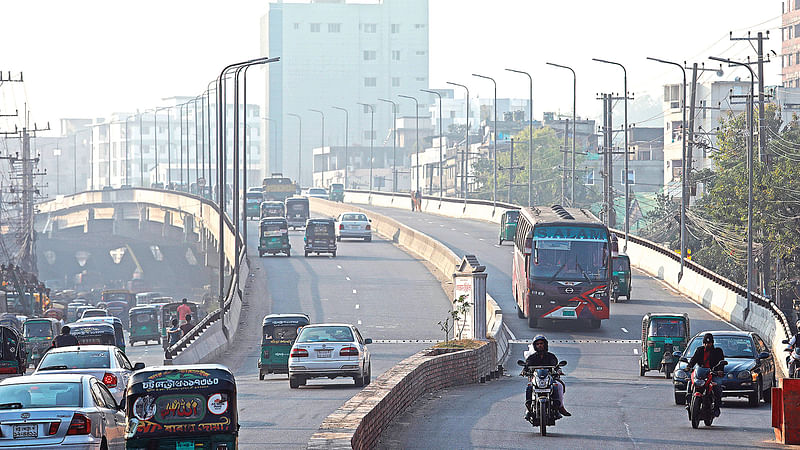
[
  {"x1": 352, "y1": 289, "x2": 357, "y2": 294},
  {"x1": 358, "y1": 320, "x2": 362, "y2": 325},
  {"x1": 621, "y1": 327, "x2": 628, "y2": 333},
  {"x1": 337, "y1": 265, "x2": 342, "y2": 269},
  {"x1": 355, "y1": 304, "x2": 360, "y2": 309},
  {"x1": 372, "y1": 339, "x2": 441, "y2": 344},
  {"x1": 479, "y1": 238, "x2": 484, "y2": 241},
  {"x1": 346, "y1": 276, "x2": 351, "y2": 281},
  {"x1": 633, "y1": 348, "x2": 639, "y2": 355},
  {"x1": 450, "y1": 228, "x2": 456, "y2": 231}
]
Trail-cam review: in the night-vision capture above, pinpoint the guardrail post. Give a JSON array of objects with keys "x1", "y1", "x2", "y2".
[{"x1": 453, "y1": 255, "x2": 487, "y2": 340}]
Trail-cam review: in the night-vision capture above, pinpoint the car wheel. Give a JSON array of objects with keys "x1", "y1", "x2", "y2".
[
  {"x1": 590, "y1": 319, "x2": 601, "y2": 329},
  {"x1": 304, "y1": 251, "x2": 309, "y2": 257},
  {"x1": 286, "y1": 249, "x2": 291, "y2": 257},
  {"x1": 365, "y1": 236, "x2": 371, "y2": 242},
  {"x1": 748, "y1": 380, "x2": 761, "y2": 406},
  {"x1": 332, "y1": 251, "x2": 337, "y2": 257},
  {"x1": 674, "y1": 391, "x2": 686, "y2": 405},
  {"x1": 527, "y1": 314, "x2": 538, "y2": 328},
  {"x1": 289, "y1": 376, "x2": 300, "y2": 389},
  {"x1": 517, "y1": 305, "x2": 525, "y2": 319},
  {"x1": 364, "y1": 364, "x2": 371, "y2": 385},
  {"x1": 259, "y1": 371, "x2": 265, "y2": 381},
  {"x1": 354, "y1": 373, "x2": 365, "y2": 387},
  {"x1": 337, "y1": 236, "x2": 342, "y2": 242},
  {"x1": 764, "y1": 375, "x2": 775, "y2": 404}
]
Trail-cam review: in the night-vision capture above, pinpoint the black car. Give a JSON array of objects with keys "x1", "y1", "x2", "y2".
[
  {"x1": 672, "y1": 330, "x2": 775, "y2": 407},
  {"x1": 304, "y1": 218, "x2": 337, "y2": 257}
]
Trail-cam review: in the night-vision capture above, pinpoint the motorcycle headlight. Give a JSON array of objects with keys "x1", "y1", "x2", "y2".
[
  {"x1": 737, "y1": 370, "x2": 751, "y2": 380},
  {"x1": 534, "y1": 375, "x2": 551, "y2": 389},
  {"x1": 693, "y1": 379, "x2": 706, "y2": 388}
]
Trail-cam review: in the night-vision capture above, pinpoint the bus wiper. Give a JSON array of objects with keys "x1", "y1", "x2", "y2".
[
  {"x1": 549, "y1": 263, "x2": 566, "y2": 283},
  {"x1": 576, "y1": 263, "x2": 592, "y2": 282}
]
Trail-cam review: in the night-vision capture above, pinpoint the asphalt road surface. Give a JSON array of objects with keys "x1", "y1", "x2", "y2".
[{"x1": 352, "y1": 204, "x2": 781, "y2": 449}]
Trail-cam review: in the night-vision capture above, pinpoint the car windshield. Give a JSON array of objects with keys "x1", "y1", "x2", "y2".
[
  {"x1": 24, "y1": 321, "x2": 53, "y2": 338},
  {"x1": 296, "y1": 326, "x2": 354, "y2": 343},
  {"x1": 341, "y1": 214, "x2": 367, "y2": 222},
  {"x1": 686, "y1": 335, "x2": 756, "y2": 359},
  {"x1": 648, "y1": 319, "x2": 685, "y2": 337},
  {"x1": 39, "y1": 350, "x2": 111, "y2": 370},
  {"x1": 0, "y1": 383, "x2": 83, "y2": 409}
]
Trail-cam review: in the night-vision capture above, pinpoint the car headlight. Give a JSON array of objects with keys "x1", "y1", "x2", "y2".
[
  {"x1": 737, "y1": 370, "x2": 751, "y2": 380},
  {"x1": 674, "y1": 370, "x2": 687, "y2": 380}
]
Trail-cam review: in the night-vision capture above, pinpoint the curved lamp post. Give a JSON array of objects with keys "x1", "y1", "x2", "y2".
[
  {"x1": 309, "y1": 109, "x2": 325, "y2": 187},
  {"x1": 357, "y1": 103, "x2": 374, "y2": 192},
  {"x1": 377, "y1": 98, "x2": 398, "y2": 192},
  {"x1": 332, "y1": 107, "x2": 349, "y2": 188},
  {"x1": 446, "y1": 81, "x2": 470, "y2": 203},
  {"x1": 545, "y1": 62, "x2": 577, "y2": 206}
]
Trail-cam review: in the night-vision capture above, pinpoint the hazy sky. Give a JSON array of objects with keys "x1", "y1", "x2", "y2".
[{"x1": 0, "y1": 0, "x2": 782, "y2": 135}]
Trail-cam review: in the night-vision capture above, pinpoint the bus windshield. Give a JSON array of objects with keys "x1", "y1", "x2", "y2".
[{"x1": 531, "y1": 226, "x2": 609, "y2": 281}]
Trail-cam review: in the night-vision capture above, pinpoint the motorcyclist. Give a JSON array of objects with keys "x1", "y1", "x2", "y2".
[
  {"x1": 785, "y1": 320, "x2": 800, "y2": 376},
  {"x1": 524, "y1": 335, "x2": 570, "y2": 417},
  {"x1": 685, "y1": 332, "x2": 725, "y2": 417}
]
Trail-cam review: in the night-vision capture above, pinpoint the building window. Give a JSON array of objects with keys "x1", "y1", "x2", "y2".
[
  {"x1": 450, "y1": 111, "x2": 456, "y2": 118},
  {"x1": 620, "y1": 169, "x2": 635, "y2": 185},
  {"x1": 392, "y1": 77, "x2": 400, "y2": 87},
  {"x1": 364, "y1": 77, "x2": 377, "y2": 87},
  {"x1": 414, "y1": 24, "x2": 426, "y2": 29},
  {"x1": 671, "y1": 160, "x2": 682, "y2": 180},
  {"x1": 363, "y1": 23, "x2": 377, "y2": 33},
  {"x1": 294, "y1": 23, "x2": 300, "y2": 30},
  {"x1": 391, "y1": 24, "x2": 400, "y2": 34},
  {"x1": 391, "y1": 50, "x2": 401, "y2": 61},
  {"x1": 415, "y1": 77, "x2": 426, "y2": 82},
  {"x1": 416, "y1": 50, "x2": 426, "y2": 56},
  {"x1": 328, "y1": 23, "x2": 341, "y2": 33},
  {"x1": 363, "y1": 50, "x2": 376, "y2": 61},
  {"x1": 585, "y1": 169, "x2": 594, "y2": 186},
  {"x1": 364, "y1": 130, "x2": 376, "y2": 140},
  {"x1": 310, "y1": 23, "x2": 320, "y2": 33}
]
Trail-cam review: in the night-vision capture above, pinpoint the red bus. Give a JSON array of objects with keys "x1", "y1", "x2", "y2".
[{"x1": 512, "y1": 205, "x2": 612, "y2": 329}]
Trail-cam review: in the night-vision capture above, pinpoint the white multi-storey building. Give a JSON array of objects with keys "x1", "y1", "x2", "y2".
[{"x1": 261, "y1": 0, "x2": 429, "y2": 187}]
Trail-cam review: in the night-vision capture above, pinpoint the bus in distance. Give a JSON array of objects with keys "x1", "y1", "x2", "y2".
[{"x1": 512, "y1": 205, "x2": 611, "y2": 329}]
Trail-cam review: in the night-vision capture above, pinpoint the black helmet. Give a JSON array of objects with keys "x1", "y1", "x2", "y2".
[
  {"x1": 703, "y1": 333, "x2": 714, "y2": 344},
  {"x1": 532, "y1": 335, "x2": 549, "y2": 352}
]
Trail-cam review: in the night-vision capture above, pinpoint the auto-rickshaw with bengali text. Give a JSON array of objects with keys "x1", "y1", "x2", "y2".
[
  {"x1": 124, "y1": 364, "x2": 239, "y2": 449},
  {"x1": 611, "y1": 253, "x2": 632, "y2": 302},
  {"x1": 260, "y1": 200, "x2": 286, "y2": 219},
  {"x1": 129, "y1": 305, "x2": 162, "y2": 346},
  {"x1": 258, "y1": 314, "x2": 310, "y2": 380},
  {"x1": 498, "y1": 209, "x2": 520, "y2": 245},
  {"x1": 258, "y1": 217, "x2": 291, "y2": 257},
  {"x1": 22, "y1": 317, "x2": 60, "y2": 367},
  {"x1": 285, "y1": 196, "x2": 309, "y2": 229},
  {"x1": 640, "y1": 312, "x2": 690, "y2": 378},
  {"x1": 0, "y1": 324, "x2": 26, "y2": 375}
]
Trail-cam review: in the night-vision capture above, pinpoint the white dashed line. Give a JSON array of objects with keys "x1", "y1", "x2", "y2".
[
  {"x1": 337, "y1": 265, "x2": 342, "y2": 269},
  {"x1": 358, "y1": 320, "x2": 362, "y2": 325},
  {"x1": 479, "y1": 238, "x2": 484, "y2": 241},
  {"x1": 464, "y1": 232, "x2": 469, "y2": 236},
  {"x1": 494, "y1": 245, "x2": 501, "y2": 248},
  {"x1": 633, "y1": 348, "x2": 639, "y2": 355},
  {"x1": 355, "y1": 304, "x2": 360, "y2": 309},
  {"x1": 346, "y1": 276, "x2": 351, "y2": 281},
  {"x1": 352, "y1": 289, "x2": 357, "y2": 294},
  {"x1": 621, "y1": 328, "x2": 628, "y2": 333}
]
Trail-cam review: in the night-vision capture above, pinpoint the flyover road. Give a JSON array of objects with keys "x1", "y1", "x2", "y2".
[
  {"x1": 351, "y1": 204, "x2": 780, "y2": 449},
  {"x1": 206, "y1": 213, "x2": 451, "y2": 449}
]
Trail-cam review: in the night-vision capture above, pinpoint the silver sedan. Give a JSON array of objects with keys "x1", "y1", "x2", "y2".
[
  {"x1": 335, "y1": 212, "x2": 372, "y2": 241},
  {"x1": 288, "y1": 323, "x2": 372, "y2": 388},
  {"x1": 0, "y1": 374, "x2": 126, "y2": 449},
  {"x1": 34, "y1": 346, "x2": 144, "y2": 404}
]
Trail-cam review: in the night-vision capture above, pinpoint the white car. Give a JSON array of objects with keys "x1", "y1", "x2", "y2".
[
  {"x1": 288, "y1": 323, "x2": 372, "y2": 388},
  {"x1": 34, "y1": 345, "x2": 144, "y2": 403},
  {"x1": 0, "y1": 374, "x2": 126, "y2": 448},
  {"x1": 335, "y1": 212, "x2": 372, "y2": 242},
  {"x1": 305, "y1": 187, "x2": 328, "y2": 199}
]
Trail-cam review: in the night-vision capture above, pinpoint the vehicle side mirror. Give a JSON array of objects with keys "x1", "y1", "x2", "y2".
[
  {"x1": 364, "y1": 338, "x2": 372, "y2": 345},
  {"x1": 133, "y1": 362, "x2": 145, "y2": 371},
  {"x1": 672, "y1": 351, "x2": 683, "y2": 359},
  {"x1": 719, "y1": 361, "x2": 728, "y2": 367},
  {"x1": 558, "y1": 360, "x2": 567, "y2": 367},
  {"x1": 782, "y1": 339, "x2": 789, "y2": 344},
  {"x1": 517, "y1": 360, "x2": 526, "y2": 367},
  {"x1": 369, "y1": 219, "x2": 372, "y2": 222},
  {"x1": 679, "y1": 357, "x2": 689, "y2": 363},
  {"x1": 758, "y1": 352, "x2": 770, "y2": 360}
]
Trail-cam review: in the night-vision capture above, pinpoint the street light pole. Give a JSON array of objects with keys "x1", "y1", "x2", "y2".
[
  {"x1": 53, "y1": 146, "x2": 61, "y2": 194},
  {"x1": 546, "y1": 62, "x2": 577, "y2": 206},
  {"x1": 263, "y1": 117, "x2": 277, "y2": 175},
  {"x1": 505, "y1": 69, "x2": 534, "y2": 207},
  {"x1": 398, "y1": 95, "x2": 421, "y2": 195},
  {"x1": 593, "y1": 58, "x2": 630, "y2": 251},
  {"x1": 420, "y1": 89, "x2": 443, "y2": 201},
  {"x1": 446, "y1": 82, "x2": 469, "y2": 203},
  {"x1": 473, "y1": 74, "x2": 498, "y2": 208},
  {"x1": 287, "y1": 113, "x2": 302, "y2": 185},
  {"x1": 332, "y1": 107, "x2": 349, "y2": 188},
  {"x1": 309, "y1": 109, "x2": 325, "y2": 187},
  {"x1": 357, "y1": 103, "x2": 374, "y2": 192},
  {"x1": 709, "y1": 55, "x2": 755, "y2": 318},
  {"x1": 139, "y1": 112, "x2": 144, "y2": 187},
  {"x1": 154, "y1": 106, "x2": 167, "y2": 186},
  {"x1": 647, "y1": 56, "x2": 687, "y2": 286},
  {"x1": 377, "y1": 98, "x2": 398, "y2": 192}
]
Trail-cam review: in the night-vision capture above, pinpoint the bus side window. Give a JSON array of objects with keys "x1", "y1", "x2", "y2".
[{"x1": 533, "y1": 240, "x2": 539, "y2": 265}]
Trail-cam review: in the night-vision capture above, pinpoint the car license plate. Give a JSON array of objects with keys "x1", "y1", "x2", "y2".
[
  {"x1": 315, "y1": 240, "x2": 327, "y2": 245},
  {"x1": 176, "y1": 442, "x2": 194, "y2": 450},
  {"x1": 562, "y1": 310, "x2": 575, "y2": 317},
  {"x1": 316, "y1": 349, "x2": 332, "y2": 358},
  {"x1": 13, "y1": 424, "x2": 37, "y2": 439},
  {"x1": 534, "y1": 388, "x2": 551, "y2": 393},
  {"x1": 348, "y1": 225, "x2": 358, "y2": 230}
]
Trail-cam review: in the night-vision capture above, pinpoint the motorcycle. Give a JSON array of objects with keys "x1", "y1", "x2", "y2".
[
  {"x1": 517, "y1": 359, "x2": 567, "y2": 436},
  {"x1": 686, "y1": 360, "x2": 727, "y2": 429},
  {"x1": 782, "y1": 339, "x2": 800, "y2": 378}
]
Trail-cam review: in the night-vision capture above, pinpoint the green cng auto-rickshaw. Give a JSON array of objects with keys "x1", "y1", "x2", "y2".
[
  {"x1": 129, "y1": 305, "x2": 162, "y2": 346},
  {"x1": 285, "y1": 196, "x2": 309, "y2": 229},
  {"x1": 258, "y1": 217, "x2": 291, "y2": 257},
  {"x1": 260, "y1": 201, "x2": 285, "y2": 220},
  {"x1": 328, "y1": 183, "x2": 345, "y2": 202},
  {"x1": 22, "y1": 317, "x2": 60, "y2": 367},
  {"x1": 125, "y1": 364, "x2": 239, "y2": 449},
  {"x1": 258, "y1": 314, "x2": 310, "y2": 380},
  {"x1": 611, "y1": 253, "x2": 632, "y2": 302},
  {"x1": 498, "y1": 209, "x2": 520, "y2": 245},
  {"x1": 245, "y1": 190, "x2": 263, "y2": 220},
  {"x1": 640, "y1": 313, "x2": 690, "y2": 378},
  {"x1": 0, "y1": 325, "x2": 26, "y2": 375}
]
